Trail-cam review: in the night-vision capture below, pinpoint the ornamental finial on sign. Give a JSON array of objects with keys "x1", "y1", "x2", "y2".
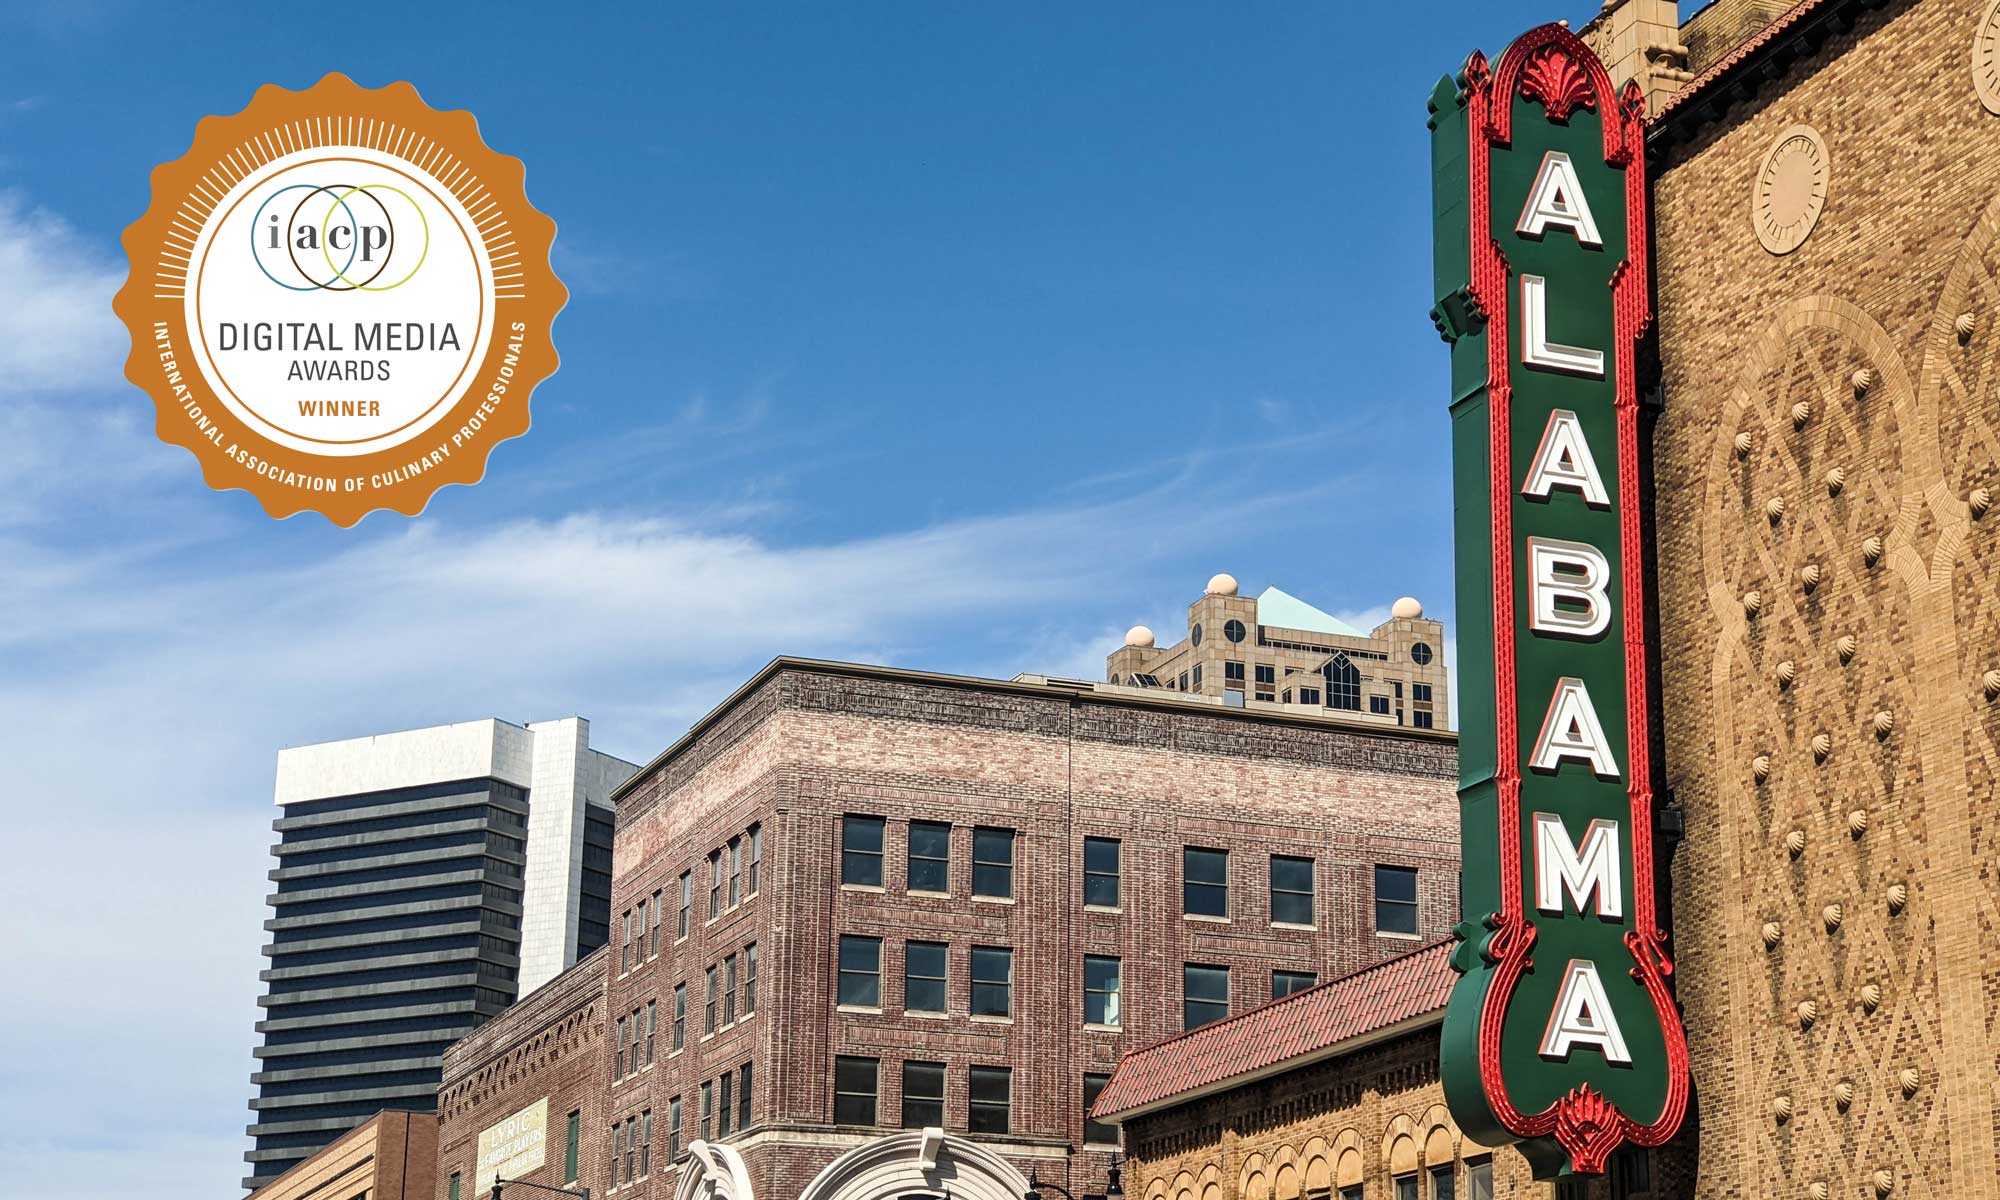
[{"x1": 1519, "y1": 45, "x2": 1596, "y2": 123}]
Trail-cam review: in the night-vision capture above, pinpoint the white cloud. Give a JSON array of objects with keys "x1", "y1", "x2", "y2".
[{"x1": 0, "y1": 191, "x2": 127, "y2": 394}]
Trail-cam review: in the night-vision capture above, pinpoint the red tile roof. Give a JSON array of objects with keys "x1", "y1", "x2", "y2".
[
  {"x1": 1649, "y1": 0, "x2": 1829, "y2": 124},
  {"x1": 1091, "y1": 939, "x2": 1456, "y2": 1121}
]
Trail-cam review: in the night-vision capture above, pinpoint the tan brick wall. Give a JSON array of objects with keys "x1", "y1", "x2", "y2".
[{"x1": 1650, "y1": 2, "x2": 2000, "y2": 1196}]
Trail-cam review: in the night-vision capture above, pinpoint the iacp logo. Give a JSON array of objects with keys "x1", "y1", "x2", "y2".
[{"x1": 251, "y1": 182, "x2": 430, "y2": 291}]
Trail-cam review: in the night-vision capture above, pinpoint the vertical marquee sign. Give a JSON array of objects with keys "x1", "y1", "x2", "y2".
[{"x1": 1426, "y1": 25, "x2": 1687, "y2": 1176}]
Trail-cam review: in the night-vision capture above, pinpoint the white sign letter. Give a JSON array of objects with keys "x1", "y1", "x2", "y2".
[
  {"x1": 1528, "y1": 537, "x2": 1613, "y2": 640},
  {"x1": 1516, "y1": 151, "x2": 1603, "y2": 247},
  {"x1": 1531, "y1": 677, "x2": 1621, "y2": 779},
  {"x1": 1540, "y1": 958, "x2": 1632, "y2": 1063},
  {"x1": 1521, "y1": 275, "x2": 1606, "y2": 378},
  {"x1": 1522, "y1": 409, "x2": 1610, "y2": 507},
  {"x1": 1533, "y1": 812, "x2": 1623, "y2": 919}
]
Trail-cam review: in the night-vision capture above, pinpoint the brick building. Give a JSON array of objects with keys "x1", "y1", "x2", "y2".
[
  {"x1": 432, "y1": 654, "x2": 1458, "y2": 1200},
  {"x1": 247, "y1": 1110, "x2": 437, "y2": 1200}
]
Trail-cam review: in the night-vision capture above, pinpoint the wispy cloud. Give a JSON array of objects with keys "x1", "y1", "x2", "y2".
[{"x1": 0, "y1": 191, "x2": 127, "y2": 394}]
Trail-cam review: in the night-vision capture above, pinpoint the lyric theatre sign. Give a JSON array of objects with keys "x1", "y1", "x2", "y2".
[{"x1": 1426, "y1": 25, "x2": 1688, "y2": 1176}]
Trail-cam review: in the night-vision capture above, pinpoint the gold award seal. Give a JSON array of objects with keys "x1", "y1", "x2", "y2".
[{"x1": 114, "y1": 74, "x2": 564, "y2": 525}]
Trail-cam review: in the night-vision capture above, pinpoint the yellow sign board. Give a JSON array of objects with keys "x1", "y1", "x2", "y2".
[{"x1": 476, "y1": 1097, "x2": 549, "y2": 1193}]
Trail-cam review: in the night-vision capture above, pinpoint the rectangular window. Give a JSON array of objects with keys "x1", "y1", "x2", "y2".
[
  {"x1": 1270, "y1": 854, "x2": 1315, "y2": 925},
  {"x1": 719, "y1": 1071, "x2": 733, "y2": 1137},
  {"x1": 971, "y1": 945, "x2": 1012, "y2": 1018},
  {"x1": 450, "y1": 1173, "x2": 462, "y2": 1200},
  {"x1": 904, "y1": 940, "x2": 947, "y2": 1014},
  {"x1": 972, "y1": 827, "x2": 1015, "y2": 899},
  {"x1": 748, "y1": 823, "x2": 762, "y2": 895},
  {"x1": 645, "y1": 1000, "x2": 657, "y2": 1064},
  {"x1": 639, "y1": 1110, "x2": 652, "y2": 1178},
  {"x1": 1394, "y1": 1178, "x2": 1417, "y2": 1200},
  {"x1": 968, "y1": 1064, "x2": 1012, "y2": 1134},
  {"x1": 1466, "y1": 1159, "x2": 1493, "y2": 1200},
  {"x1": 705, "y1": 965, "x2": 718, "y2": 1033},
  {"x1": 1255, "y1": 664, "x2": 1275, "y2": 685},
  {"x1": 1609, "y1": 1148, "x2": 1650, "y2": 1200},
  {"x1": 636, "y1": 899, "x2": 648, "y2": 960},
  {"x1": 1083, "y1": 837, "x2": 1120, "y2": 908},
  {"x1": 743, "y1": 942, "x2": 759, "y2": 1016},
  {"x1": 610, "y1": 1123, "x2": 623, "y2": 1187},
  {"x1": 565, "y1": 1109, "x2": 580, "y2": 1184},
  {"x1": 1224, "y1": 661, "x2": 1245, "y2": 682},
  {"x1": 1370, "y1": 695, "x2": 1391, "y2": 715},
  {"x1": 709, "y1": 849, "x2": 722, "y2": 918},
  {"x1": 1084, "y1": 955, "x2": 1121, "y2": 1026},
  {"x1": 1272, "y1": 969, "x2": 1318, "y2": 999},
  {"x1": 1414, "y1": 711, "x2": 1436, "y2": 729},
  {"x1": 842, "y1": 815, "x2": 885, "y2": 886},
  {"x1": 834, "y1": 1055, "x2": 879, "y2": 1126},
  {"x1": 909, "y1": 820, "x2": 951, "y2": 892},
  {"x1": 728, "y1": 836, "x2": 742, "y2": 908},
  {"x1": 1375, "y1": 865, "x2": 1419, "y2": 935},
  {"x1": 1428, "y1": 1165, "x2": 1453, "y2": 1200},
  {"x1": 1184, "y1": 847, "x2": 1228, "y2": 918},
  {"x1": 669, "y1": 1096, "x2": 683, "y2": 1161},
  {"x1": 614, "y1": 1015, "x2": 627, "y2": 1078},
  {"x1": 678, "y1": 870, "x2": 692, "y2": 939},
  {"x1": 1413, "y1": 683, "x2": 1433, "y2": 701},
  {"x1": 650, "y1": 889, "x2": 663, "y2": 957},
  {"x1": 700, "y1": 1081, "x2": 713, "y2": 1142},
  {"x1": 1192, "y1": 664, "x2": 1203, "y2": 688},
  {"x1": 1300, "y1": 687, "x2": 1322, "y2": 705},
  {"x1": 902, "y1": 1061, "x2": 945, "y2": 1128},
  {"x1": 1184, "y1": 962, "x2": 1229, "y2": 1029},
  {"x1": 621, "y1": 909, "x2": 632, "y2": 973},
  {"x1": 724, "y1": 954, "x2": 738, "y2": 1024},
  {"x1": 673, "y1": 983, "x2": 686, "y2": 1050},
  {"x1": 738, "y1": 1061, "x2": 753, "y2": 1130},
  {"x1": 1339, "y1": 1188, "x2": 1362, "y2": 1200},
  {"x1": 839, "y1": 934, "x2": 883, "y2": 1008},
  {"x1": 624, "y1": 1116, "x2": 636, "y2": 1182},
  {"x1": 1083, "y1": 1072, "x2": 1118, "y2": 1146}
]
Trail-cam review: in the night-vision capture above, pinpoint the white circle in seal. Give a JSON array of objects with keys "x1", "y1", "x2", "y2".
[{"x1": 1753, "y1": 124, "x2": 1828, "y2": 256}]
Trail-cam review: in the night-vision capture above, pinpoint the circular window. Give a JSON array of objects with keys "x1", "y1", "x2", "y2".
[
  {"x1": 1191, "y1": 623, "x2": 1203, "y2": 647},
  {"x1": 1411, "y1": 642, "x2": 1434, "y2": 666},
  {"x1": 1224, "y1": 619, "x2": 1247, "y2": 644}
]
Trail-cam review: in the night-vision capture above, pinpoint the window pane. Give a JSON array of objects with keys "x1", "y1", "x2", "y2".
[
  {"x1": 1184, "y1": 963, "x2": 1229, "y2": 1030},
  {"x1": 1271, "y1": 854, "x2": 1315, "y2": 925},
  {"x1": 909, "y1": 820, "x2": 951, "y2": 892},
  {"x1": 1467, "y1": 1160, "x2": 1494, "y2": 1200},
  {"x1": 1083, "y1": 1072, "x2": 1118, "y2": 1146},
  {"x1": 834, "y1": 1056, "x2": 879, "y2": 1126},
  {"x1": 1375, "y1": 865, "x2": 1419, "y2": 935},
  {"x1": 1395, "y1": 1177, "x2": 1417, "y2": 1200},
  {"x1": 902, "y1": 1060, "x2": 945, "y2": 1128},
  {"x1": 1184, "y1": 847, "x2": 1228, "y2": 918},
  {"x1": 968, "y1": 1065, "x2": 1012, "y2": 1134},
  {"x1": 738, "y1": 1062, "x2": 752, "y2": 1129},
  {"x1": 905, "y1": 941, "x2": 947, "y2": 1013},
  {"x1": 1429, "y1": 1165, "x2": 1454, "y2": 1200},
  {"x1": 972, "y1": 827, "x2": 1015, "y2": 898},
  {"x1": 971, "y1": 945, "x2": 1012, "y2": 1017},
  {"x1": 843, "y1": 815, "x2": 885, "y2": 886},
  {"x1": 1083, "y1": 837, "x2": 1121, "y2": 907},
  {"x1": 1084, "y1": 955, "x2": 1122, "y2": 1026},
  {"x1": 1272, "y1": 969, "x2": 1318, "y2": 999},
  {"x1": 839, "y1": 935, "x2": 882, "y2": 1007}
]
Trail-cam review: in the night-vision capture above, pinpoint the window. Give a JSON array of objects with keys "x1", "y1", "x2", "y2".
[
  {"x1": 1083, "y1": 837, "x2": 1120, "y2": 907},
  {"x1": 709, "y1": 849, "x2": 722, "y2": 918},
  {"x1": 1178, "y1": 672, "x2": 1188, "y2": 691},
  {"x1": 972, "y1": 827, "x2": 1015, "y2": 899},
  {"x1": 1191, "y1": 622, "x2": 1203, "y2": 646},
  {"x1": 1083, "y1": 1072, "x2": 1118, "y2": 1146},
  {"x1": 639, "y1": 1110, "x2": 652, "y2": 1177},
  {"x1": 719, "y1": 1071, "x2": 733, "y2": 1137},
  {"x1": 1184, "y1": 847, "x2": 1228, "y2": 918},
  {"x1": 738, "y1": 1061, "x2": 753, "y2": 1130},
  {"x1": 1271, "y1": 854, "x2": 1315, "y2": 925},
  {"x1": 1370, "y1": 695, "x2": 1391, "y2": 715},
  {"x1": 620, "y1": 908, "x2": 632, "y2": 973},
  {"x1": 636, "y1": 899, "x2": 648, "y2": 959},
  {"x1": 1299, "y1": 686, "x2": 1322, "y2": 705},
  {"x1": 1411, "y1": 642, "x2": 1435, "y2": 666},
  {"x1": 839, "y1": 935, "x2": 883, "y2": 1008},
  {"x1": 1273, "y1": 969, "x2": 1318, "y2": 999},
  {"x1": 743, "y1": 942, "x2": 758, "y2": 1016},
  {"x1": 909, "y1": 821, "x2": 951, "y2": 892},
  {"x1": 1609, "y1": 1148, "x2": 1651, "y2": 1200},
  {"x1": 610, "y1": 1122, "x2": 623, "y2": 1187},
  {"x1": 644, "y1": 1000, "x2": 657, "y2": 1064},
  {"x1": 650, "y1": 889, "x2": 663, "y2": 956},
  {"x1": 668, "y1": 1095, "x2": 683, "y2": 1161},
  {"x1": 905, "y1": 941, "x2": 947, "y2": 1014},
  {"x1": 1225, "y1": 660, "x2": 1245, "y2": 683},
  {"x1": 623, "y1": 1115, "x2": 636, "y2": 1181},
  {"x1": 705, "y1": 965, "x2": 718, "y2": 1032},
  {"x1": 614, "y1": 1015, "x2": 627, "y2": 1078},
  {"x1": 1394, "y1": 1177, "x2": 1417, "y2": 1200},
  {"x1": 842, "y1": 815, "x2": 885, "y2": 886},
  {"x1": 723, "y1": 954, "x2": 738, "y2": 1024},
  {"x1": 971, "y1": 945, "x2": 1013, "y2": 1018},
  {"x1": 1413, "y1": 710, "x2": 1436, "y2": 729},
  {"x1": 1084, "y1": 955, "x2": 1121, "y2": 1026},
  {"x1": 1184, "y1": 963, "x2": 1229, "y2": 1029},
  {"x1": 1192, "y1": 664, "x2": 1203, "y2": 688},
  {"x1": 1466, "y1": 1158, "x2": 1494, "y2": 1200},
  {"x1": 700, "y1": 1080, "x2": 713, "y2": 1142},
  {"x1": 747, "y1": 824, "x2": 762, "y2": 895},
  {"x1": 678, "y1": 870, "x2": 692, "y2": 939},
  {"x1": 565, "y1": 1109, "x2": 580, "y2": 1184},
  {"x1": 450, "y1": 1173, "x2": 462, "y2": 1200},
  {"x1": 1428, "y1": 1165, "x2": 1454, "y2": 1200},
  {"x1": 1255, "y1": 664, "x2": 1275, "y2": 685},
  {"x1": 1376, "y1": 865, "x2": 1419, "y2": 935},
  {"x1": 902, "y1": 1060, "x2": 945, "y2": 1127},
  {"x1": 673, "y1": 983, "x2": 686, "y2": 1051},
  {"x1": 834, "y1": 1056, "x2": 879, "y2": 1126},
  {"x1": 968, "y1": 1065, "x2": 1012, "y2": 1134},
  {"x1": 1414, "y1": 683, "x2": 1433, "y2": 701},
  {"x1": 1224, "y1": 619, "x2": 1247, "y2": 643},
  {"x1": 728, "y1": 836, "x2": 742, "y2": 908},
  {"x1": 1324, "y1": 653, "x2": 1362, "y2": 710},
  {"x1": 1339, "y1": 1188, "x2": 1363, "y2": 1200}
]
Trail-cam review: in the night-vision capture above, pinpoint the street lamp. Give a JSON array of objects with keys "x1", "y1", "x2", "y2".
[
  {"x1": 1024, "y1": 1157, "x2": 1124, "y2": 1200},
  {"x1": 492, "y1": 1178, "x2": 591, "y2": 1200}
]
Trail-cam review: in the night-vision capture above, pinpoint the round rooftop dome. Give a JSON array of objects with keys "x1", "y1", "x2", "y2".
[
  {"x1": 1392, "y1": 596, "x2": 1424, "y2": 620},
  {"x1": 1205, "y1": 572, "x2": 1240, "y2": 596},
  {"x1": 1124, "y1": 625, "x2": 1157, "y2": 648}
]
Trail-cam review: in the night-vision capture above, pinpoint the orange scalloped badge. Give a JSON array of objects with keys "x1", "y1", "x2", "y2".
[{"x1": 114, "y1": 74, "x2": 564, "y2": 525}]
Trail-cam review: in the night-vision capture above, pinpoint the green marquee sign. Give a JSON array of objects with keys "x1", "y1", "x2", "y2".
[{"x1": 1426, "y1": 24, "x2": 1689, "y2": 1177}]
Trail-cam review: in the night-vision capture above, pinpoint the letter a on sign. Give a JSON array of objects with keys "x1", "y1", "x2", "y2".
[
  {"x1": 1522, "y1": 410, "x2": 1609, "y2": 507},
  {"x1": 1540, "y1": 959, "x2": 1632, "y2": 1063},
  {"x1": 1530, "y1": 677, "x2": 1620, "y2": 779},
  {"x1": 1516, "y1": 151, "x2": 1603, "y2": 247}
]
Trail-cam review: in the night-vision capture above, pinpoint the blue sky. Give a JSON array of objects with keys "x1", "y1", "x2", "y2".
[{"x1": 0, "y1": 1, "x2": 1585, "y2": 1196}]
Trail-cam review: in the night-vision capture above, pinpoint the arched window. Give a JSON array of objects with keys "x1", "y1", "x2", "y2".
[{"x1": 1323, "y1": 654, "x2": 1362, "y2": 711}]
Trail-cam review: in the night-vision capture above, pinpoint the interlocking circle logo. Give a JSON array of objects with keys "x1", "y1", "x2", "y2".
[{"x1": 114, "y1": 74, "x2": 566, "y2": 525}]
